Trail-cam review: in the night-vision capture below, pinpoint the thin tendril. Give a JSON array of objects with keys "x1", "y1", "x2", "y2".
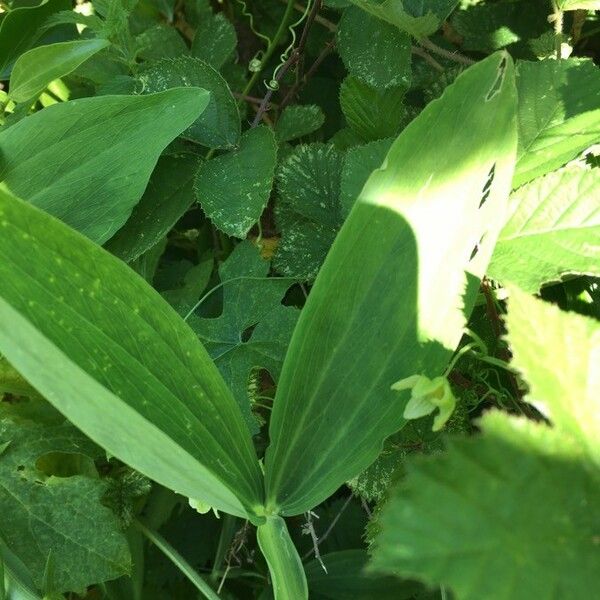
[{"x1": 236, "y1": 0, "x2": 271, "y2": 46}]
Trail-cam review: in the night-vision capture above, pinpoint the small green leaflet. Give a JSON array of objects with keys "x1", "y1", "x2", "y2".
[
  {"x1": 9, "y1": 39, "x2": 110, "y2": 104},
  {"x1": 0, "y1": 189, "x2": 264, "y2": 521},
  {"x1": 514, "y1": 58, "x2": 600, "y2": 187},
  {"x1": 0, "y1": 88, "x2": 209, "y2": 244},
  {"x1": 275, "y1": 105, "x2": 325, "y2": 143},
  {"x1": 0, "y1": 410, "x2": 130, "y2": 593},
  {"x1": 106, "y1": 153, "x2": 199, "y2": 263},
  {"x1": 558, "y1": 0, "x2": 600, "y2": 8},
  {"x1": 489, "y1": 166, "x2": 600, "y2": 292},
  {"x1": 138, "y1": 56, "x2": 241, "y2": 149},
  {"x1": 274, "y1": 144, "x2": 344, "y2": 281},
  {"x1": 191, "y1": 12, "x2": 237, "y2": 69},
  {"x1": 265, "y1": 53, "x2": 518, "y2": 516},
  {"x1": 194, "y1": 127, "x2": 277, "y2": 238},
  {"x1": 340, "y1": 76, "x2": 408, "y2": 142},
  {"x1": 189, "y1": 242, "x2": 299, "y2": 433},
  {"x1": 337, "y1": 7, "x2": 411, "y2": 89},
  {"x1": 0, "y1": 0, "x2": 70, "y2": 77}
]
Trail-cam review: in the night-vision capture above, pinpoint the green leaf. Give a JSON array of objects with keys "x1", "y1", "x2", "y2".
[
  {"x1": 265, "y1": 52, "x2": 518, "y2": 516},
  {"x1": 0, "y1": 0, "x2": 71, "y2": 78},
  {"x1": 506, "y1": 287, "x2": 600, "y2": 465},
  {"x1": 106, "y1": 152, "x2": 199, "y2": 263},
  {"x1": 135, "y1": 25, "x2": 189, "y2": 61},
  {"x1": 514, "y1": 58, "x2": 600, "y2": 188},
  {"x1": 0, "y1": 189, "x2": 264, "y2": 521},
  {"x1": 194, "y1": 126, "x2": 277, "y2": 238},
  {"x1": 340, "y1": 138, "x2": 394, "y2": 217},
  {"x1": 489, "y1": 166, "x2": 600, "y2": 292},
  {"x1": 347, "y1": 0, "x2": 458, "y2": 39},
  {"x1": 0, "y1": 409, "x2": 130, "y2": 592},
  {"x1": 9, "y1": 39, "x2": 110, "y2": 103},
  {"x1": 191, "y1": 13, "x2": 237, "y2": 70},
  {"x1": 340, "y1": 76, "x2": 407, "y2": 142},
  {"x1": 275, "y1": 105, "x2": 326, "y2": 143},
  {"x1": 451, "y1": 0, "x2": 550, "y2": 53},
  {"x1": 189, "y1": 242, "x2": 298, "y2": 431},
  {"x1": 273, "y1": 144, "x2": 344, "y2": 281},
  {"x1": 161, "y1": 257, "x2": 213, "y2": 316},
  {"x1": 337, "y1": 6, "x2": 411, "y2": 89},
  {"x1": 138, "y1": 56, "x2": 241, "y2": 149},
  {"x1": 257, "y1": 516, "x2": 308, "y2": 600},
  {"x1": 305, "y1": 550, "x2": 422, "y2": 600},
  {"x1": 558, "y1": 0, "x2": 600, "y2": 9},
  {"x1": 0, "y1": 88, "x2": 209, "y2": 244},
  {"x1": 370, "y1": 409, "x2": 600, "y2": 599}
]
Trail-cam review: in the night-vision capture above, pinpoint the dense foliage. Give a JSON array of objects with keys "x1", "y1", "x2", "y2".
[{"x1": 0, "y1": 1, "x2": 599, "y2": 598}]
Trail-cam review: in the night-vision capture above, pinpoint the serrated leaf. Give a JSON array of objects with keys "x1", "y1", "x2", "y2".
[
  {"x1": 0, "y1": 412, "x2": 130, "y2": 592},
  {"x1": 348, "y1": 0, "x2": 458, "y2": 39},
  {"x1": 189, "y1": 242, "x2": 298, "y2": 431},
  {"x1": 338, "y1": 6, "x2": 411, "y2": 89},
  {"x1": 0, "y1": 88, "x2": 209, "y2": 244},
  {"x1": 451, "y1": 0, "x2": 550, "y2": 53},
  {"x1": 489, "y1": 166, "x2": 600, "y2": 292},
  {"x1": 138, "y1": 56, "x2": 240, "y2": 149},
  {"x1": 514, "y1": 58, "x2": 600, "y2": 187},
  {"x1": 340, "y1": 76, "x2": 407, "y2": 142},
  {"x1": 0, "y1": 189, "x2": 264, "y2": 520},
  {"x1": 0, "y1": 0, "x2": 71, "y2": 78},
  {"x1": 275, "y1": 105, "x2": 325, "y2": 143},
  {"x1": 191, "y1": 13, "x2": 237, "y2": 69},
  {"x1": 265, "y1": 53, "x2": 518, "y2": 516},
  {"x1": 9, "y1": 39, "x2": 110, "y2": 103},
  {"x1": 194, "y1": 126, "x2": 277, "y2": 238},
  {"x1": 506, "y1": 287, "x2": 600, "y2": 465},
  {"x1": 340, "y1": 138, "x2": 394, "y2": 216},
  {"x1": 106, "y1": 153, "x2": 199, "y2": 263},
  {"x1": 135, "y1": 25, "x2": 188, "y2": 61},
  {"x1": 371, "y1": 409, "x2": 600, "y2": 600},
  {"x1": 274, "y1": 144, "x2": 344, "y2": 281}
]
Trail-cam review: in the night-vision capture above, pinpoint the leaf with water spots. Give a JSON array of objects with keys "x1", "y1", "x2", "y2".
[
  {"x1": 194, "y1": 126, "x2": 277, "y2": 238},
  {"x1": 0, "y1": 188, "x2": 264, "y2": 521}
]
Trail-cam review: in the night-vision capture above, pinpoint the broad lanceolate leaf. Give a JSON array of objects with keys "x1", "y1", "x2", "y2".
[
  {"x1": 194, "y1": 126, "x2": 277, "y2": 238},
  {"x1": 138, "y1": 56, "x2": 240, "y2": 149},
  {"x1": 0, "y1": 189, "x2": 264, "y2": 521},
  {"x1": 506, "y1": 287, "x2": 600, "y2": 466},
  {"x1": 0, "y1": 0, "x2": 71, "y2": 78},
  {"x1": 489, "y1": 166, "x2": 600, "y2": 292},
  {"x1": 189, "y1": 242, "x2": 298, "y2": 433},
  {"x1": 0, "y1": 88, "x2": 209, "y2": 244},
  {"x1": 514, "y1": 58, "x2": 600, "y2": 187},
  {"x1": 191, "y1": 12, "x2": 237, "y2": 69},
  {"x1": 274, "y1": 144, "x2": 344, "y2": 281},
  {"x1": 9, "y1": 39, "x2": 110, "y2": 103},
  {"x1": 106, "y1": 152, "x2": 199, "y2": 263},
  {"x1": 340, "y1": 76, "x2": 408, "y2": 142},
  {"x1": 348, "y1": 0, "x2": 458, "y2": 39},
  {"x1": 0, "y1": 408, "x2": 130, "y2": 593},
  {"x1": 370, "y1": 410, "x2": 600, "y2": 600},
  {"x1": 265, "y1": 52, "x2": 518, "y2": 516},
  {"x1": 257, "y1": 516, "x2": 308, "y2": 600},
  {"x1": 337, "y1": 7, "x2": 411, "y2": 89}
]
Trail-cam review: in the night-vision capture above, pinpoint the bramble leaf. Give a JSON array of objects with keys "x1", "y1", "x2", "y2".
[
  {"x1": 489, "y1": 166, "x2": 600, "y2": 292},
  {"x1": 275, "y1": 105, "x2": 325, "y2": 143},
  {"x1": 194, "y1": 126, "x2": 277, "y2": 238},
  {"x1": 191, "y1": 12, "x2": 237, "y2": 69}
]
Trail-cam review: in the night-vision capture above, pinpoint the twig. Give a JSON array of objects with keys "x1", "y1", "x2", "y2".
[
  {"x1": 418, "y1": 37, "x2": 475, "y2": 66},
  {"x1": 278, "y1": 37, "x2": 335, "y2": 110},
  {"x1": 302, "y1": 495, "x2": 353, "y2": 560},
  {"x1": 411, "y1": 46, "x2": 444, "y2": 72},
  {"x1": 302, "y1": 511, "x2": 327, "y2": 573}
]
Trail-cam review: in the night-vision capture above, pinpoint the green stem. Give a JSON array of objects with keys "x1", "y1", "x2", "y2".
[
  {"x1": 210, "y1": 515, "x2": 238, "y2": 583},
  {"x1": 135, "y1": 521, "x2": 220, "y2": 600},
  {"x1": 238, "y1": 0, "x2": 296, "y2": 104},
  {"x1": 551, "y1": 0, "x2": 564, "y2": 58}
]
